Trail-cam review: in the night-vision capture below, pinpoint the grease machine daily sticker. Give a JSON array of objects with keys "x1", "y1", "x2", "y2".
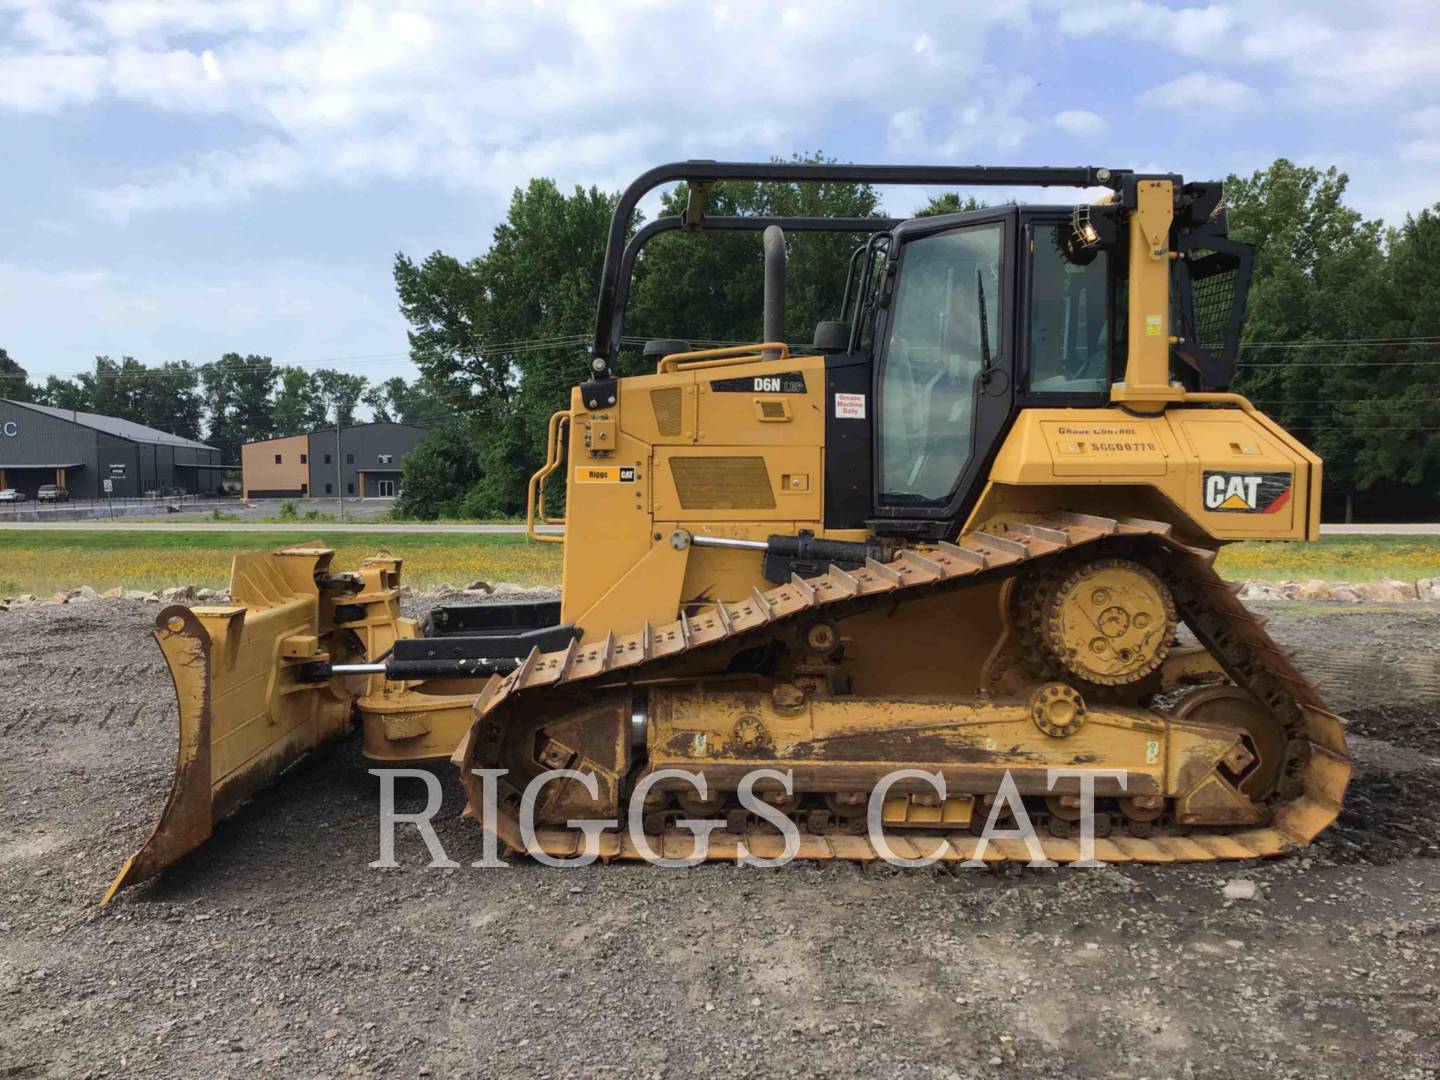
[
  {"x1": 710, "y1": 372, "x2": 807, "y2": 393},
  {"x1": 834, "y1": 392, "x2": 866, "y2": 419},
  {"x1": 575, "y1": 466, "x2": 637, "y2": 483},
  {"x1": 1202, "y1": 471, "x2": 1292, "y2": 513}
]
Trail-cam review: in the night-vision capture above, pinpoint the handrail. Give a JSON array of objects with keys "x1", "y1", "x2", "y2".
[
  {"x1": 538, "y1": 411, "x2": 568, "y2": 525},
  {"x1": 657, "y1": 342, "x2": 791, "y2": 373},
  {"x1": 1180, "y1": 391, "x2": 1255, "y2": 412},
  {"x1": 526, "y1": 409, "x2": 570, "y2": 544}
]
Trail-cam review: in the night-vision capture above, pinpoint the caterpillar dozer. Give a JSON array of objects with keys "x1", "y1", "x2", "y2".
[{"x1": 105, "y1": 161, "x2": 1349, "y2": 902}]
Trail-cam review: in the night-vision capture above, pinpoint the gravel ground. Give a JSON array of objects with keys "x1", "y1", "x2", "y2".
[{"x1": 1, "y1": 598, "x2": 1438, "y2": 1078}]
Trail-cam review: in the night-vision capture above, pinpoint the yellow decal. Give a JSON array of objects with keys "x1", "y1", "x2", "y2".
[
  {"x1": 1146, "y1": 740, "x2": 1160, "y2": 764},
  {"x1": 1145, "y1": 314, "x2": 1163, "y2": 336},
  {"x1": 574, "y1": 466, "x2": 637, "y2": 484}
]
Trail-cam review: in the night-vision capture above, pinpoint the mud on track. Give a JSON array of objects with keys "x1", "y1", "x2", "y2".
[{"x1": 1, "y1": 599, "x2": 1438, "y2": 1078}]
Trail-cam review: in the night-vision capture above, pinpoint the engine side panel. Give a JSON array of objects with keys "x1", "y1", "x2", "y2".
[{"x1": 976, "y1": 405, "x2": 1321, "y2": 542}]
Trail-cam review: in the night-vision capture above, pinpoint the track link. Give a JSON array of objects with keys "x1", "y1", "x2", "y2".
[{"x1": 455, "y1": 513, "x2": 1350, "y2": 864}]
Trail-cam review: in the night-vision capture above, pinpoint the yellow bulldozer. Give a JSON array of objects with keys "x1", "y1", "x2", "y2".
[{"x1": 105, "y1": 161, "x2": 1349, "y2": 902}]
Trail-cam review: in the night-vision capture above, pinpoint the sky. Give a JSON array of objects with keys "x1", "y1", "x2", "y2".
[{"x1": 2, "y1": 0, "x2": 1438, "y2": 387}]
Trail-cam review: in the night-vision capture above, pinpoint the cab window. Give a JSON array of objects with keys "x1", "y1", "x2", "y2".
[
  {"x1": 878, "y1": 222, "x2": 1002, "y2": 505},
  {"x1": 1027, "y1": 224, "x2": 1109, "y2": 394}
]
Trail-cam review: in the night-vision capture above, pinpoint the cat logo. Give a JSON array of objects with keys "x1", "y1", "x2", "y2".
[{"x1": 1203, "y1": 470, "x2": 1292, "y2": 514}]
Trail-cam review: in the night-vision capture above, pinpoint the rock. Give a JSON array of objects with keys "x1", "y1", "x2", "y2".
[
  {"x1": 13, "y1": 594, "x2": 37, "y2": 606},
  {"x1": 195, "y1": 588, "x2": 228, "y2": 603},
  {"x1": 463, "y1": 580, "x2": 493, "y2": 594},
  {"x1": 101, "y1": 587, "x2": 125, "y2": 600},
  {"x1": 1329, "y1": 585, "x2": 1363, "y2": 603},
  {"x1": 124, "y1": 590, "x2": 151, "y2": 601},
  {"x1": 142, "y1": 591, "x2": 161, "y2": 603},
  {"x1": 49, "y1": 591, "x2": 70, "y2": 605},
  {"x1": 1238, "y1": 581, "x2": 1285, "y2": 601},
  {"x1": 1354, "y1": 578, "x2": 1418, "y2": 602},
  {"x1": 1417, "y1": 577, "x2": 1440, "y2": 602},
  {"x1": 1223, "y1": 878, "x2": 1258, "y2": 901},
  {"x1": 161, "y1": 585, "x2": 196, "y2": 602},
  {"x1": 1290, "y1": 579, "x2": 1335, "y2": 602},
  {"x1": 75, "y1": 585, "x2": 99, "y2": 603}
]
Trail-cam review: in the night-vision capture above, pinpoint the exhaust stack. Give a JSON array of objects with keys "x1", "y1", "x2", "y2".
[{"x1": 762, "y1": 224, "x2": 786, "y2": 357}]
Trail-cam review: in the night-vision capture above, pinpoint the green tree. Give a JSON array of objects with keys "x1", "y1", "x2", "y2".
[
  {"x1": 85, "y1": 356, "x2": 143, "y2": 420},
  {"x1": 1225, "y1": 160, "x2": 1389, "y2": 518},
  {"x1": 362, "y1": 375, "x2": 449, "y2": 427},
  {"x1": 273, "y1": 367, "x2": 328, "y2": 435},
  {"x1": 395, "y1": 178, "x2": 621, "y2": 515},
  {"x1": 395, "y1": 421, "x2": 485, "y2": 519},
  {"x1": 138, "y1": 361, "x2": 204, "y2": 440},
  {"x1": 202, "y1": 353, "x2": 277, "y2": 463},
  {"x1": 628, "y1": 153, "x2": 884, "y2": 353},
  {"x1": 914, "y1": 193, "x2": 987, "y2": 217},
  {"x1": 37, "y1": 374, "x2": 88, "y2": 411},
  {"x1": 311, "y1": 368, "x2": 368, "y2": 428},
  {"x1": 0, "y1": 349, "x2": 35, "y2": 401},
  {"x1": 1347, "y1": 206, "x2": 1440, "y2": 503}
]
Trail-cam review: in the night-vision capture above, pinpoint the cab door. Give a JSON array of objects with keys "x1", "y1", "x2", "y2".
[{"x1": 870, "y1": 207, "x2": 1018, "y2": 534}]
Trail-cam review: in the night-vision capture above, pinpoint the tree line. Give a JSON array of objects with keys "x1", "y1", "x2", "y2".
[
  {"x1": 3, "y1": 155, "x2": 1435, "y2": 519},
  {"x1": 0, "y1": 350, "x2": 443, "y2": 464}
]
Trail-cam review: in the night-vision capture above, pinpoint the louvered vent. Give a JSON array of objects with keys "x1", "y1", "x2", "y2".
[
  {"x1": 669, "y1": 456, "x2": 776, "y2": 510},
  {"x1": 758, "y1": 400, "x2": 787, "y2": 419},
  {"x1": 650, "y1": 387, "x2": 683, "y2": 436}
]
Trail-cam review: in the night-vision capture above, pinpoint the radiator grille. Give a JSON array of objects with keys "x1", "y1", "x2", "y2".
[
  {"x1": 650, "y1": 387, "x2": 683, "y2": 436},
  {"x1": 669, "y1": 456, "x2": 776, "y2": 510}
]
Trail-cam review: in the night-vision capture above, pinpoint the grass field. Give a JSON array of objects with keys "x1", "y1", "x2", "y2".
[
  {"x1": 0, "y1": 530, "x2": 1435, "y2": 597},
  {"x1": 0, "y1": 530, "x2": 562, "y2": 596},
  {"x1": 1214, "y1": 535, "x2": 1440, "y2": 583}
]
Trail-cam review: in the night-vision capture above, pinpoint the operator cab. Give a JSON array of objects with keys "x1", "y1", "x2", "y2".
[{"x1": 837, "y1": 206, "x2": 1120, "y2": 535}]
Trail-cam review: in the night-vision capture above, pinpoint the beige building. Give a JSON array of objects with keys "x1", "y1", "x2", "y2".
[{"x1": 241, "y1": 433, "x2": 310, "y2": 498}]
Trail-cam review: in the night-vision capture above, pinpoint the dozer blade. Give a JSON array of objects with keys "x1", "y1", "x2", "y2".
[{"x1": 103, "y1": 548, "x2": 355, "y2": 905}]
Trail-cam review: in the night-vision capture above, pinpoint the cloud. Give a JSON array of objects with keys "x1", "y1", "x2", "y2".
[
  {"x1": 1399, "y1": 141, "x2": 1440, "y2": 164},
  {"x1": 0, "y1": 52, "x2": 106, "y2": 110},
  {"x1": 0, "y1": 1, "x2": 1039, "y2": 220},
  {"x1": 1138, "y1": 71, "x2": 1259, "y2": 113},
  {"x1": 1054, "y1": 1, "x2": 1234, "y2": 57},
  {"x1": 1050, "y1": 1, "x2": 1440, "y2": 107},
  {"x1": 1402, "y1": 106, "x2": 1440, "y2": 133},
  {"x1": 1054, "y1": 109, "x2": 1105, "y2": 136}
]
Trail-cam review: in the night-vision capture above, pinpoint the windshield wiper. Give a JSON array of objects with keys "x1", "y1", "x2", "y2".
[{"x1": 976, "y1": 268, "x2": 992, "y2": 371}]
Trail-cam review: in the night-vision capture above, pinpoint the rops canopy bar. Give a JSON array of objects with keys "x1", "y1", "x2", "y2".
[{"x1": 590, "y1": 160, "x2": 1129, "y2": 371}]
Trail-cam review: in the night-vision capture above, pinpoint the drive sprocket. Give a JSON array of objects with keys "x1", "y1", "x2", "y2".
[{"x1": 1040, "y1": 558, "x2": 1175, "y2": 686}]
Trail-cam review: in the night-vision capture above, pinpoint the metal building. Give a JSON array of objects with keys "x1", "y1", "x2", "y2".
[
  {"x1": 0, "y1": 399, "x2": 224, "y2": 499},
  {"x1": 241, "y1": 422, "x2": 429, "y2": 499}
]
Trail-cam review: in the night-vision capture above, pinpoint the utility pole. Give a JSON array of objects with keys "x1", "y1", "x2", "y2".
[{"x1": 335, "y1": 412, "x2": 345, "y2": 523}]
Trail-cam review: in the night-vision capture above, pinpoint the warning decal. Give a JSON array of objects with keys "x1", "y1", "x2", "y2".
[
  {"x1": 834, "y1": 392, "x2": 866, "y2": 419},
  {"x1": 1202, "y1": 470, "x2": 1292, "y2": 513},
  {"x1": 575, "y1": 466, "x2": 638, "y2": 484}
]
